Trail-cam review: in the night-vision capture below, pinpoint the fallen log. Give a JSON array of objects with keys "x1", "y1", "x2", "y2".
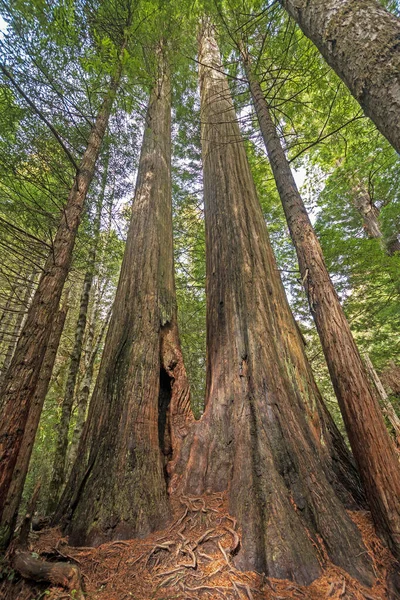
[{"x1": 12, "y1": 552, "x2": 84, "y2": 600}]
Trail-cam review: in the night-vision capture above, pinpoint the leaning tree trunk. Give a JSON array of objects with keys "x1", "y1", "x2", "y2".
[
  {"x1": 54, "y1": 46, "x2": 193, "y2": 546},
  {"x1": 241, "y1": 49, "x2": 400, "y2": 559},
  {"x1": 0, "y1": 301, "x2": 68, "y2": 545},
  {"x1": 280, "y1": 0, "x2": 400, "y2": 154},
  {"x1": 174, "y1": 21, "x2": 374, "y2": 587},
  {"x1": 0, "y1": 56, "x2": 123, "y2": 549}
]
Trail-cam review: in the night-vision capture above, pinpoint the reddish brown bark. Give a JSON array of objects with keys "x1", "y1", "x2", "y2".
[
  {"x1": 242, "y1": 50, "x2": 400, "y2": 558},
  {"x1": 0, "y1": 303, "x2": 68, "y2": 548},
  {"x1": 280, "y1": 0, "x2": 400, "y2": 154},
  {"x1": 0, "y1": 59, "x2": 123, "y2": 549},
  {"x1": 54, "y1": 47, "x2": 193, "y2": 546},
  {"x1": 174, "y1": 22, "x2": 374, "y2": 586}
]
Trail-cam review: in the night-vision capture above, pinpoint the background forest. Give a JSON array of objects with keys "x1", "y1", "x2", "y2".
[{"x1": 0, "y1": 0, "x2": 400, "y2": 596}]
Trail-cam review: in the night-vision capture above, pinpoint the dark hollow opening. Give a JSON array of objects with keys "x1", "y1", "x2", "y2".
[{"x1": 158, "y1": 368, "x2": 172, "y2": 466}]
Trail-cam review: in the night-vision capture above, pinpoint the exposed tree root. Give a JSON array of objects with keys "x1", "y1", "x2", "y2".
[{"x1": 0, "y1": 493, "x2": 397, "y2": 600}]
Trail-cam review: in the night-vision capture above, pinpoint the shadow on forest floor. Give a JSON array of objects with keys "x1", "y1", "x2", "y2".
[{"x1": 0, "y1": 492, "x2": 397, "y2": 600}]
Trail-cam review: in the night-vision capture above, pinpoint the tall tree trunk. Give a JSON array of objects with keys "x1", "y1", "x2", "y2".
[
  {"x1": 67, "y1": 304, "x2": 111, "y2": 471},
  {"x1": 0, "y1": 59, "x2": 123, "y2": 549},
  {"x1": 241, "y1": 49, "x2": 400, "y2": 559},
  {"x1": 0, "y1": 301, "x2": 68, "y2": 544},
  {"x1": 54, "y1": 46, "x2": 193, "y2": 546},
  {"x1": 174, "y1": 21, "x2": 373, "y2": 587},
  {"x1": 47, "y1": 164, "x2": 108, "y2": 515},
  {"x1": 280, "y1": 0, "x2": 400, "y2": 154}
]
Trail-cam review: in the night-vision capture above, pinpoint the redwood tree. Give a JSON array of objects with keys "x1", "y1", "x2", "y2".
[
  {"x1": 55, "y1": 45, "x2": 193, "y2": 546},
  {"x1": 280, "y1": 0, "x2": 400, "y2": 154},
  {"x1": 240, "y1": 47, "x2": 400, "y2": 559},
  {"x1": 174, "y1": 21, "x2": 373, "y2": 586},
  {"x1": 0, "y1": 41, "x2": 125, "y2": 549}
]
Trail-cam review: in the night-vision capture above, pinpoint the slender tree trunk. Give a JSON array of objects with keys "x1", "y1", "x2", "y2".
[
  {"x1": 352, "y1": 187, "x2": 400, "y2": 255},
  {"x1": 46, "y1": 270, "x2": 93, "y2": 514},
  {"x1": 242, "y1": 50, "x2": 400, "y2": 559},
  {"x1": 353, "y1": 188, "x2": 382, "y2": 239},
  {"x1": 364, "y1": 353, "x2": 400, "y2": 448},
  {"x1": 280, "y1": 0, "x2": 400, "y2": 154},
  {"x1": 67, "y1": 304, "x2": 111, "y2": 470},
  {"x1": 382, "y1": 362, "x2": 400, "y2": 398},
  {"x1": 0, "y1": 59, "x2": 123, "y2": 548},
  {"x1": 175, "y1": 21, "x2": 373, "y2": 587},
  {"x1": 54, "y1": 46, "x2": 193, "y2": 546},
  {"x1": 0, "y1": 301, "x2": 68, "y2": 544}
]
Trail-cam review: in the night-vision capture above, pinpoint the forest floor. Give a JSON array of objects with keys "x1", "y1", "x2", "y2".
[{"x1": 0, "y1": 492, "x2": 398, "y2": 600}]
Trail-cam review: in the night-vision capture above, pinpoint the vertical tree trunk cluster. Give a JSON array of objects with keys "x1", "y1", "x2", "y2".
[
  {"x1": 0, "y1": 51, "x2": 124, "y2": 549},
  {"x1": 67, "y1": 295, "x2": 112, "y2": 470},
  {"x1": 241, "y1": 49, "x2": 400, "y2": 558},
  {"x1": 46, "y1": 271, "x2": 94, "y2": 514},
  {"x1": 55, "y1": 45, "x2": 193, "y2": 546},
  {"x1": 47, "y1": 165, "x2": 108, "y2": 514},
  {"x1": 280, "y1": 0, "x2": 400, "y2": 154},
  {"x1": 174, "y1": 21, "x2": 373, "y2": 586},
  {"x1": 0, "y1": 272, "x2": 36, "y2": 390}
]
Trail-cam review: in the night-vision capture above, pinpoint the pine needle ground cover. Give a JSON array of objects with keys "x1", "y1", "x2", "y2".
[{"x1": 1, "y1": 492, "x2": 397, "y2": 600}]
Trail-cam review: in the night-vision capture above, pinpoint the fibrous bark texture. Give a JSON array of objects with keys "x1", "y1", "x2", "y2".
[
  {"x1": 0, "y1": 304, "x2": 68, "y2": 550},
  {"x1": 56, "y1": 47, "x2": 193, "y2": 546},
  {"x1": 0, "y1": 61, "x2": 122, "y2": 549},
  {"x1": 280, "y1": 0, "x2": 400, "y2": 154},
  {"x1": 242, "y1": 52, "x2": 400, "y2": 559},
  {"x1": 174, "y1": 22, "x2": 374, "y2": 587}
]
